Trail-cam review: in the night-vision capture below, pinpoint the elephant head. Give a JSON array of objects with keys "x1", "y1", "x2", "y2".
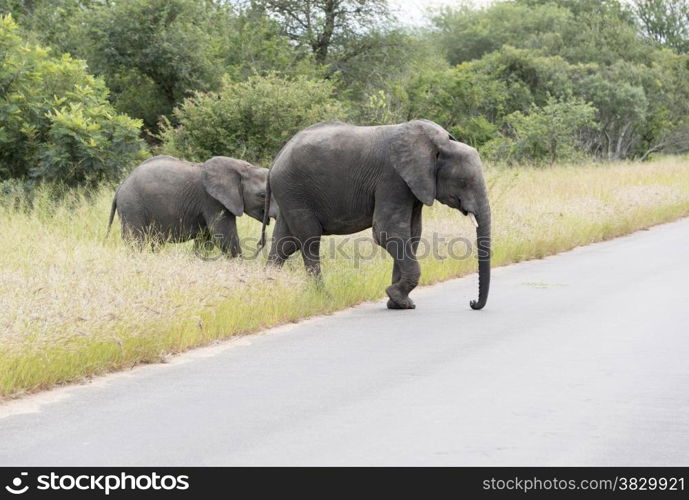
[
  {"x1": 201, "y1": 156, "x2": 275, "y2": 223},
  {"x1": 392, "y1": 120, "x2": 491, "y2": 310}
]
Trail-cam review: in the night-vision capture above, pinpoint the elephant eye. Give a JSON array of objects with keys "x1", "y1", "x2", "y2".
[{"x1": 258, "y1": 192, "x2": 266, "y2": 199}]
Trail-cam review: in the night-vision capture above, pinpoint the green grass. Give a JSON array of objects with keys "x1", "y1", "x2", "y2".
[{"x1": 2, "y1": 157, "x2": 689, "y2": 399}]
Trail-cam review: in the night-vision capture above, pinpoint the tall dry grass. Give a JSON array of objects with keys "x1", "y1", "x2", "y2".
[{"x1": 1, "y1": 157, "x2": 689, "y2": 398}]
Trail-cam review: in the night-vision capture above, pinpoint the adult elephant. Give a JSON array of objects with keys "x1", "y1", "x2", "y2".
[
  {"x1": 107, "y1": 155, "x2": 277, "y2": 256},
  {"x1": 259, "y1": 120, "x2": 491, "y2": 310}
]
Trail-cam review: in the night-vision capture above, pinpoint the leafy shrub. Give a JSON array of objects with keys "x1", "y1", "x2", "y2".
[
  {"x1": 78, "y1": 0, "x2": 225, "y2": 131},
  {"x1": 0, "y1": 15, "x2": 146, "y2": 187},
  {"x1": 406, "y1": 64, "x2": 507, "y2": 147},
  {"x1": 355, "y1": 89, "x2": 409, "y2": 126},
  {"x1": 483, "y1": 97, "x2": 598, "y2": 164},
  {"x1": 158, "y1": 73, "x2": 347, "y2": 165},
  {"x1": 432, "y1": 1, "x2": 575, "y2": 65}
]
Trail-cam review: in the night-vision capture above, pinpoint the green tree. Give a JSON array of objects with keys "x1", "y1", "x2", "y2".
[
  {"x1": 483, "y1": 97, "x2": 598, "y2": 164},
  {"x1": 572, "y1": 62, "x2": 649, "y2": 160},
  {"x1": 434, "y1": 0, "x2": 650, "y2": 66},
  {"x1": 636, "y1": 50, "x2": 689, "y2": 158},
  {"x1": 405, "y1": 47, "x2": 578, "y2": 147},
  {"x1": 337, "y1": 29, "x2": 447, "y2": 125},
  {"x1": 254, "y1": 0, "x2": 390, "y2": 63},
  {"x1": 432, "y1": 1, "x2": 574, "y2": 64},
  {"x1": 79, "y1": 0, "x2": 226, "y2": 131},
  {"x1": 552, "y1": 0, "x2": 650, "y2": 65},
  {"x1": 633, "y1": 0, "x2": 689, "y2": 53},
  {"x1": 2, "y1": 0, "x2": 323, "y2": 132},
  {"x1": 220, "y1": 6, "x2": 323, "y2": 82},
  {"x1": 0, "y1": 0, "x2": 93, "y2": 53},
  {"x1": 0, "y1": 15, "x2": 145, "y2": 186},
  {"x1": 405, "y1": 64, "x2": 507, "y2": 146}
]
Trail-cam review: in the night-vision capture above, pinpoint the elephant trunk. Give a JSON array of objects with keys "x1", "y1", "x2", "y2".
[{"x1": 469, "y1": 199, "x2": 491, "y2": 310}]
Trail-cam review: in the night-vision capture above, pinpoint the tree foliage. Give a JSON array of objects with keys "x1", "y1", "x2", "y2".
[
  {"x1": 158, "y1": 73, "x2": 347, "y2": 165},
  {"x1": 424, "y1": 0, "x2": 689, "y2": 162},
  {"x1": 634, "y1": 0, "x2": 689, "y2": 53},
  {"x1": 0, "y1": 14, "x2": 145, "y2": 187},
  {"x1": 254, "y1": 0, "x2": 390, "y2": 62},
  {"x1": 2, "y1": 0, "x2": 689, "y2": 177},
  {"x1": 483, "y1": 98, "x2": 598, "y2": 165},
  {"x1": 0, "y1": 0, "x2": 319, "y2": 132}
]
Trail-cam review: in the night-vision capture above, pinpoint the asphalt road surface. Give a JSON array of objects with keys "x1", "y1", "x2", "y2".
[{"x1": 2, "y1": 218, "x2": 689, "y2": 466}]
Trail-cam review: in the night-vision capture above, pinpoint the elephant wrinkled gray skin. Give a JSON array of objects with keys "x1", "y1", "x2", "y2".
[
  {"x1": 260, "y1": 120, "x2": 491, "y2": 310},
  {"x1": 107, "y1": 155, "x2": 278, "y2": 256}
]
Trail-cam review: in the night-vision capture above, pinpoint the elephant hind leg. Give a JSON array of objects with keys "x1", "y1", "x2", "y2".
[
  {"x1": 269, "y1": 210, "x2": 323, "y2": 280},
  {"x1": 267, "y1": 216, "x2": 299, "y2": 267},
  {"x1": 120, "y1": 217, "x2": 147, "y2": 251},
  {"x1": 288, "y1": 210, "x2": 323, "y2": 279},
  {"x1": 301, "y1": 234, "x2": 322, "y2": 278}
]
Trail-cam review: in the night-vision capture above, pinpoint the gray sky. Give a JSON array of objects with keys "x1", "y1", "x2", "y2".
[
  {"x1": 388, "y1": 0, "x2": 454, "y2": 26},
  {"x1": 388, "y1": 0, "x2": 494, "y2": 26}
]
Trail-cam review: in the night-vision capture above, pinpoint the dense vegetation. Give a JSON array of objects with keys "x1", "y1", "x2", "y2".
[
  {"x1": 1, "y1": 0, "x2": 688, "y2": 184},
  {"x1": 0, "y1": 15, "x2": 145, "y2": 190}
]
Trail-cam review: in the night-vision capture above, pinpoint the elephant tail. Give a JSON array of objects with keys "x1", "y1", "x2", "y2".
[
  {"x1": 105, "y1": 194, "x2": 117, "y2": 239},
  {"x1": 255, "y1": 171, "x2": 271, "y2": 255}
]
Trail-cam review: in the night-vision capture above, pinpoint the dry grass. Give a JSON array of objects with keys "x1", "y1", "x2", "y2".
[{"x1": 1, "y1": 157, "x2": 689, "y2": 399}]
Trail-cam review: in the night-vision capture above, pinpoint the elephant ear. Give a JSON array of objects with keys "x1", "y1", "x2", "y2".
[
  {"x1": 390, "y1": 120, "x2": 450, "y2": 206},
  {"x1": 202, "y1": 157, "x2": 245, "y2": 216}
]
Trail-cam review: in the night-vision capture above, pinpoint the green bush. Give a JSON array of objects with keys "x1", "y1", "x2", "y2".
[
  {"x1": 483, "y1": 97, "x2": 598, "y2": 165},
  {"x1": 158, "y1": 73, "x2": 348, "y2": 165},
  {"x1": 0, "y1": 15, "x2": 146, "y2": 187},
  {"x1": 77, "y1": 0, "x2": 225, "y2": 131},
  {"x1": 406, "y1": 64, "x2": 507, "y2": 147},
  {"x1": 432, "y1": 1, "x2": 575, "y2": 65},
  {"x1": 433, "y1": 0, "x2": 649, "y2": 66}
]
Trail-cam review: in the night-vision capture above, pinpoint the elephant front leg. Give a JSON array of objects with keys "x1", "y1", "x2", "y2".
[
  {"x1": 193, "y1": 229, "x2": 216, "y2": 258},
  {"x1": 383, "y1": 237, "x2": 420, "y2": 310},
  {"x1": 210, "y1": 214, "x2": 241, "y2": 258},
  {"x1": 373, "y1": 207, "x2": 420, "y2": 310},
  {"x1": 222, "y1": 231, "x2": 241, "y2": 258},
  {"x1": 391, "y1": 203, "x2": 422, "y2": 288}
]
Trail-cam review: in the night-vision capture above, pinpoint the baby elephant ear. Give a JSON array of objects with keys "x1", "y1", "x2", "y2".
[
  {"x1": 202, "y1": 157, "x2": 244, "y2": 216},
  {"x1": 390, "y1": 120, "x2": 450, "y2": 206}
]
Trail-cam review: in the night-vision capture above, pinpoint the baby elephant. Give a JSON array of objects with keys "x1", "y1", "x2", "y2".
[{"x1": 107, "y1": 155, "x2": 276, "y2": 256}]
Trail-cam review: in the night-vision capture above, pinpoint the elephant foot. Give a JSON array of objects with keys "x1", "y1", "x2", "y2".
[
  {"x1": 387, "y1": 298, "x2": 416, "y2": 310},
  {"x1": 386, "y1": 286, "x2": 415, "y2": 310}
]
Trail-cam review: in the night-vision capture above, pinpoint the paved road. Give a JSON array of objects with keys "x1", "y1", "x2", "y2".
[{"x1": 2, "y1": 218, "x2": 689, "y2": 466}]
